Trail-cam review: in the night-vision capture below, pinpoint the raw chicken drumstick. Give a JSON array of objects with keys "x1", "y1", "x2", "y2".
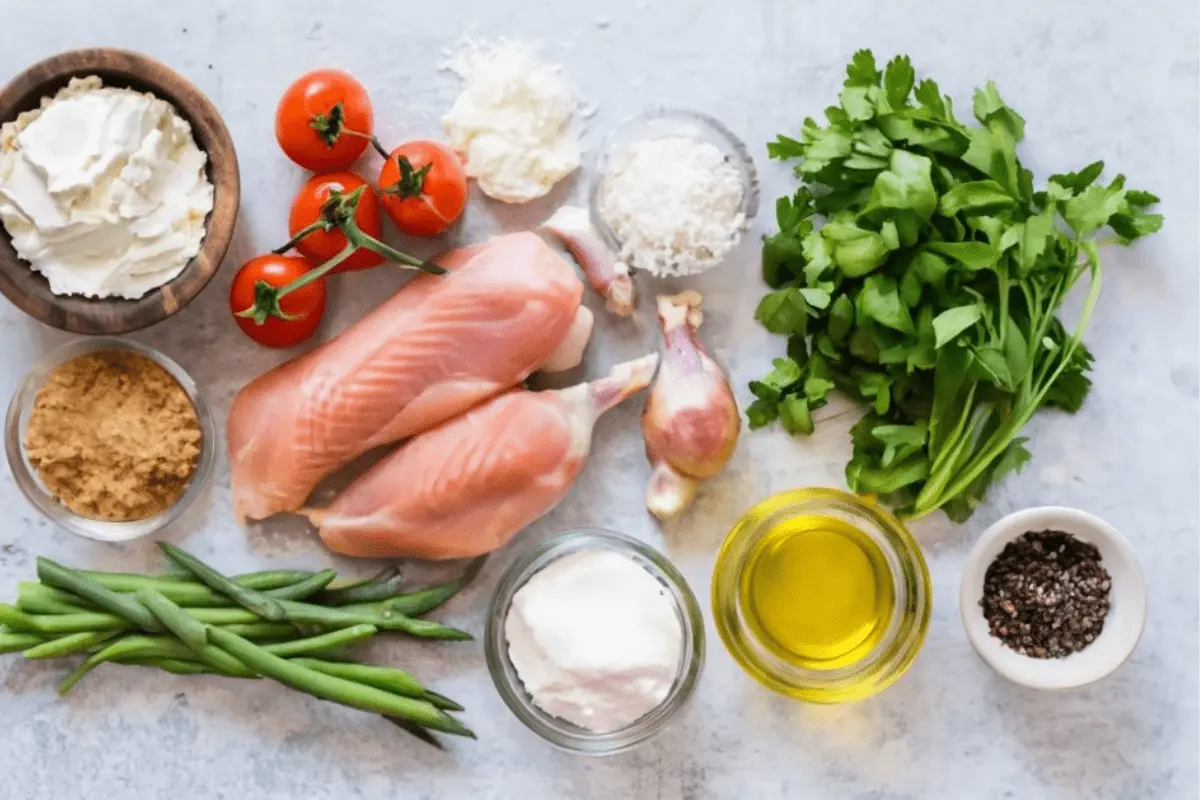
[
  {"x1": 308, "y1": 354, "x2": 660, "y2": 560},
  {"x1": 541, "y1": 206, "x2": 635, "y2": 317},
  {"x1": 227, "y1": 233, "x2": 583, "y2": 522},
  {"x1": 642, "y1": 291, "x2": 740, "y2": 519}
]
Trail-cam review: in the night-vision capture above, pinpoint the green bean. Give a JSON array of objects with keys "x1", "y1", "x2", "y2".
[
  {"x1": 82, "y1": 580, "x2": 229, "y2": 608},
  {"x1": 384, "y1": 715, "x2": 446, "y2": 750},
  {"x1": 59, "y1": 633, "x2": 204, "y2": 695},
  {"x1": 17, "y1": 583, "x2": 90, "y2": 615},
  {"x1": 294, "y1": 645, "x2": 354, "y2": 662},
  {"x1": 215, "y1": 622, "x2": 297, "y2": 639},
  {"x1": 22, "y1": 586, "x2": 466, "y2": 640},
  {"x1": 289, "y1": 658, "x2": 462, "y2": 711},
  {"x1": 52, "y1": 569, "x2": 321, "y2": 608},
  {"x1": 259, "y1": 625, "x2": 376, "y2": 658},
  {"x1": 95, "y1": 635, "x2": 194, "y2": 664},
  {"x1": 0, "y1": 604, "x2": 123, "y2": 634},
  {"x1": 422, "y1": 691, "x2": 466, "y2": 713},
  {"x1": 82, "y1": 628, "x2": 372, "y2": 683},
  {"x1": 2, "y1": 604, "x2": 266, "y2": 636},
  {"x1": 36, "y1": 559, "x2": 162, "y2": 632},
  {"x1": 79, "y1": 569, "x2": 315, "y2": 594},
  {"x1": 19, "y1": 582, "x2": 285, "y2": 617},
  {"x1": 0, "y1": 603, "x2": 42, "y2": 631},
  {"x1": 0, "y1": 631, "x2": 44, "y2": 654},
  {"x1": 124, "y1": 658, "x2": 215, "y2": 676},
  {"x1": 136, "y1": 590, "x2": 253, "y2": 678},
  {"x1": 263, "y1": 569, "x2": 337, "y2": 601},
  {"x1": 287, "y1": 658, "x2": 426, "y2": 698},
  {"x1": 176, "y1": 607, "x2": 262, "y2": 626},
  {"x1": 315, "y1": 566, "x2": 404, "y2": 606},
  {"x1": 23, "y1": 630, "x2": 116, "y2": 659},
  {"x1": 58, "y1": 655, "x2": 104, "y2": 695},
  {"x1": 207, "y1": 627, "x2": 473, "y2": 738},
  {"x1": 276, "y1": 600, "x2": 472, "y2": 640},
  {"x1": 351, "y1": 555, "x2": 487, "y2": 618},
  {"x1": 158, "y1": 543, "x2": 286, "y2": 621}
]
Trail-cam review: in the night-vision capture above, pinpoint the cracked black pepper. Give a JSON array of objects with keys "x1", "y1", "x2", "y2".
[{"x1": 980, "y1": 529, "x2": 1112, "y2": 659}]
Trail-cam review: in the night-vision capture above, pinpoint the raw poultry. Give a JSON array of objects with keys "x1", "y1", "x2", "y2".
[
  {"x1": 308, "y1": 354, "x2": 659, "y2": 559},
  {"x1": 227, "y1": 232, "x2": 584, "y2": 521}
]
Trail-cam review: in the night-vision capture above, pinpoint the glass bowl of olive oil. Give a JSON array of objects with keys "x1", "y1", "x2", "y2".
[{"x1": 712, "y1": 488, "x2": 931, "y2": 703}]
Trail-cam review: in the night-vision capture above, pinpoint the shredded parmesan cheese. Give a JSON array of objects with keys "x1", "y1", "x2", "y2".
[
  {"x1": 441, "y1": 40, "x2": 581, "y2": 204},
  {"x1": 597, "y1": 135, "x2": 746, "y2": 277}
]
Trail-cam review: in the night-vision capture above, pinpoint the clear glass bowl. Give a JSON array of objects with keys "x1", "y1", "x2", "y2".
[
  {"x1": 588, "y1": 106, "x2": 760, "y2": 273},
  {"x1": 5, "y1": 337, "x2": 215, "y2": 542},
  {"x1": 485, "y1": 528, "x2": 705, "y2": 756},
  {"x1": 712, "y1": 488, "x2": 931, "y2": 704}
]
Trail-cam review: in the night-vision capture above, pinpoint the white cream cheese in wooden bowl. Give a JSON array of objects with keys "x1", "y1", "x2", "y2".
[{"x1": 0, "y1": 76, "x2": 214, "y2": 299}]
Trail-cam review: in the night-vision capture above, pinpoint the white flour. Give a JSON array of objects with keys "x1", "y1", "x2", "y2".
[
  {"x1": 505, "y1": 548, "x2": 683, "y2": 733},
  {"x1": 598, "y1": 134, "x2": 745, "y2": 277}
]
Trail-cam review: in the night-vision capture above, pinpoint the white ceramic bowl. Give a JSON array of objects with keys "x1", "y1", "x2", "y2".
[{"x1": 959, "y1": 506, "x2": 1146, "y2": 690}]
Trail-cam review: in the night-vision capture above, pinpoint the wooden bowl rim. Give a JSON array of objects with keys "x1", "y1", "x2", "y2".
[{"x1": 0, "y1": 47, "x2": 239, "y2": 334}]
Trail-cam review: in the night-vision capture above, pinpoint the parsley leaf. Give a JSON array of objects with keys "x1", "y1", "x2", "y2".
[
  {"x1": 933, "y1": 305, "x2": 983, "y2": 348},
  {"x1": 750, "y1": 49, "x2": 1163, "y2": 522},
  {"x1": 755, "y1": 288, "x2": 809, "y2": 336},
  {"x1": 845, "y1": 49, "x2": 881, "y2": 87}
]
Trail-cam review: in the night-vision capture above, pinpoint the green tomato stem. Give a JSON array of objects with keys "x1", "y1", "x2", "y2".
[
  {"x1": 241, "y1": 184, "x2": 446, "y2": 324},
  {"x1": 338, "y1": 127, "x2": 391, "y2": 160},
  {"x1": 272, "y1": 218, "x2": 329, "y2": 256}
]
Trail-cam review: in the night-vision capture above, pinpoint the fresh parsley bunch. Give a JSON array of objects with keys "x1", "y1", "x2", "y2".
[{"x1": 750, "y1": 50, "x2": 1162, "y2": 522}]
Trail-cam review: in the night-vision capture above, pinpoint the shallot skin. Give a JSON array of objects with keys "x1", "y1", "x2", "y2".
[
  {"x1": 541, "y1": 205, "x2": 635, "y2": 317},
  {"x1": 642, "y1": 291, "x2": 740, "y2": 520}
]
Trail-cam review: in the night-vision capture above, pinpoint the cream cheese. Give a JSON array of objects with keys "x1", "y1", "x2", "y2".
[
  {"x1": 0, "y1": 76, "x2": 214, "y2": 299},
  {"x1": 505, "y1": 548, "x2": 684, "y2": 733},
  {"x1": 441, "y1": 40, "x2": 581, "y2": 204}
]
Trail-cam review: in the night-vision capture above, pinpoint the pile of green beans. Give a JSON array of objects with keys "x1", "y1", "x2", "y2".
[{"x1": 0, "y1": 544, "x2": 485, "y2": 746}]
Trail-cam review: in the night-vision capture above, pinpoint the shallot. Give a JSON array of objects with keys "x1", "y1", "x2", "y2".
[
  {"x1": 641, "y1": 291, "x2": 740, "y2": 520},
  {"x1": 541, "y1": 206, "x2": 635, "y2": 317}
]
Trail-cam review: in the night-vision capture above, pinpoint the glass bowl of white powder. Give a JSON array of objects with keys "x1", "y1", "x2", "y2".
[
  {"x1": 590, "y1": 107, "x2": 759, "y2": 278},
  {"x1": 485, "y1": 528, "x2": 705, "y2": 755}
]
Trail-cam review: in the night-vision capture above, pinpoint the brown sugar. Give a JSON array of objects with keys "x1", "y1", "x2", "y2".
[{"x1": 23, "y1": 349, "x2": 202, "y2": 521}]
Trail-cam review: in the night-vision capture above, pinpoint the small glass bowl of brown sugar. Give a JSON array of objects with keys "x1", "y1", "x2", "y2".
[{"x1": 5, "y1": 338, "x2": 215, "y2": 542}]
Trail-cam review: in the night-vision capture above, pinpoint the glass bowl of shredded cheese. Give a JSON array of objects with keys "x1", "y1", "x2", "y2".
[
  {"x1": 5, "y1": 337, "x2": 215, "y2": 542},
  {"x1": 590, "y1": 107, "x2": 759, "y2": 278},
  {"x1": 485, "y1": 528, "x2": 706, "y2": 755}
]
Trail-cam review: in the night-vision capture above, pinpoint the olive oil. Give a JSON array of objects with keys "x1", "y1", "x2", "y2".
[{"x1": 739, "y1": 514, "x2": 895, "y2": 670}]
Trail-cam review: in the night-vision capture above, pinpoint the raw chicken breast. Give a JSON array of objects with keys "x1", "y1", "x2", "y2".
[
  {"x1": 228, "y1": 232, "x2": 583, "y2": 522},
  {"x1": 309, "y1": 354, "x2": 660, "y2": 559}
]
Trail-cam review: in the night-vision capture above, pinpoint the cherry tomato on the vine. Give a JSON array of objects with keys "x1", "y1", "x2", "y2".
[
  {"x1": 378, "y1": 140, "x2": 469, "y2": 238},
  {"x1": 275, "y1": 69, "x2": 374, "y2": 171},
  {"x1": 288, "y1": 172, "x2": 385, "y2": 272},
  {"x1": 230, "y1": 254, "x2": 327, "y2": 348}
]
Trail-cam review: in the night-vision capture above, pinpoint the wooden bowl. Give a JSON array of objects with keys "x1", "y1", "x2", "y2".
[{"x1": 0, "y1": 48, "x2": 239, "y2": 334}]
